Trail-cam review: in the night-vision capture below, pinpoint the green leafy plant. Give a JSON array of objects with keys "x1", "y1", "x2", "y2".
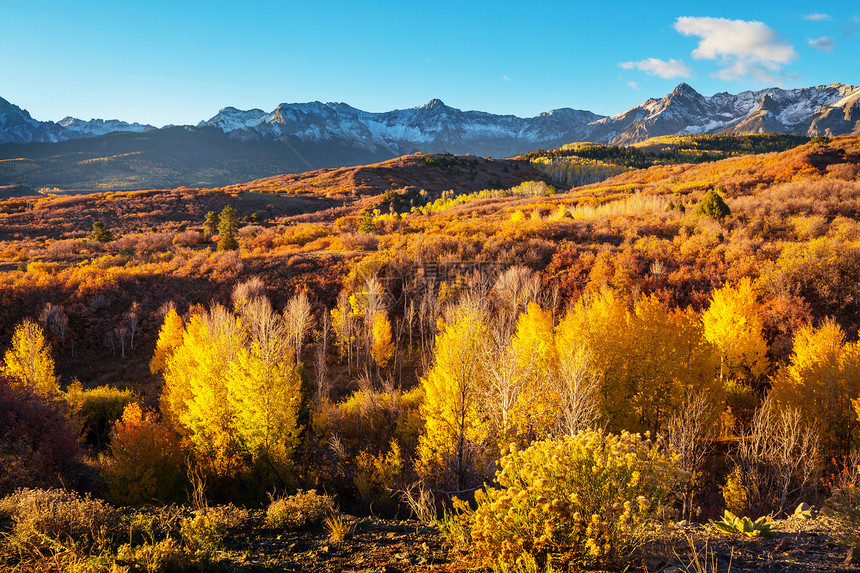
[
  {"x1": 89, "y1": 221, "x2": 115, "y2": 242},
  {"x1": 710, "y1": 510, "x2": 775, "y2": 537},
  {"x1": 217, "y1": 205, "x2": 240, "y2": 251},
  {"x1": 694, "y1": 188, "x2": 731, "y2": 220}
]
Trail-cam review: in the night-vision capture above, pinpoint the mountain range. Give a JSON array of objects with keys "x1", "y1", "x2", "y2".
[
  {"x1": 1, "y1": 82, "x2": 858, "y2": 190},
  {"x1": 0, "y1": 97, "x2": 155, "y2": 144}
]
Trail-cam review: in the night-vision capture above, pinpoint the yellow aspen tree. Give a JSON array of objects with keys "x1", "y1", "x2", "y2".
[
  {"x1": 552, "y1": 290, "x2": 718, "y2": 433},
  {"x1": 330, "y1": 292, "x2": 356, "y2": 373},
  {"x1": 506, "y1": 302, "x2": 558, "y2": 444},
  {"x1": 370, "y1": 313, "x2": 395, "y2": 369},
  {"x1": 159, "y1": 313, "x2": 202, "y2": 432},
  {"x1": 149, "y1": 308, "x2": 184, "y2": 374},
  {"x1": 227, "y1": 296, "x2": 303, "y2": 478},
  {"x1": 418, "y1": 306, "x2": 490, "y2": 490},
  {"x1": 2, "y1": 319, "x2": 58, "y2": 397},
  {"x1": 160, "y1": 306, "x2": 244, "y2": 476},
  {"x1": 772, "y1": 319, "x2": 860, "y2": 454},
  {"x1": 627, "y1": 297, "x2": 719, "y2": 433},
  {"x1": 227, "y1": 342, "x2": 302, "y2": 469},
  {"x1": 554, "y1": 288, "x2": 629, "y2": 428},
  {"x1": 702, "y1": 278, "x2": 769, "y2": 386}
]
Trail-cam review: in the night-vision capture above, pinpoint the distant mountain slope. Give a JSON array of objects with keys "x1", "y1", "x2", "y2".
[
  {"x1": 0, "y1": 154, "x2": 543, "y2": 240},
  {"x1": 57, "y1": 116, "x2": 155, "y2": 137},
  {"x1": 0, "y1": 126, "x2": 394, "y2": 190},
  {"x1": 198, "y1": 98, "x2": 603, "y2": 158},
  {"x1": 0, "y1": 97, "x2": 66, "y2": 144},
  {"x1": 589, "y1": 83, "x2": 860, "y2": 145},
  {"x1": 0, "y1": 96, "x2": 155, "y2": 145},
  {"x1": 197, "y1": 83, "x2": 860, "y2": 151},
  {"x1": 1, "y1": 83, "x2": 858, "y2": 190}
]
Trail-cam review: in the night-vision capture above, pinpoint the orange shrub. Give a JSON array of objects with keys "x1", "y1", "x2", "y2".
[{"x1": 103, "y1": 403, "x2": 186, "y2": 506}]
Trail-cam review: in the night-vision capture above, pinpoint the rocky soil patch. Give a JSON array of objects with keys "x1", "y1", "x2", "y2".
[{"x1": 210, "y1": 513, "x2": 858, "y2": 573}]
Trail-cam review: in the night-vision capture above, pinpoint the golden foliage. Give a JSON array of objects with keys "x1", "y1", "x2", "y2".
[
  {"x1": 103, "y1": 403, "x2": 186, "y2": 506},
  {"x1": 555, "y1": 289, "x2": 720, "y2": 433},
  {"x1": 150, "y1": 308, "x2": 184, "y2": 374},
  {"x1": 159, "y1": 300, "x2": 303, "y2": 481},
  {"x1": 702, "y1": 278, "x2": 769, "y2": 385},
  {"x1": 466, "y1": 431, "x2": 682, "y2": 571},
  {"x1": 417, "y1": 306, "x2": 490, "y2": 489},
  {"x1": 370, "y1": 313, "x2": 395, "y2": 369},
  {"x1": 771, "y1": 319, "x2": 860, "y2": 453},
  {"x1": 1, "y1": 319, "x2": 57, "y2": 397}
]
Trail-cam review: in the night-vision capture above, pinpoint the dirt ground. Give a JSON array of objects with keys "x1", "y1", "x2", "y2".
[
  {"x1": 212, "y1": 513, "x2": 858, "y2": 573},
  {"x1": 217, "y1": 513, "x2": 463, "y2": 572}
]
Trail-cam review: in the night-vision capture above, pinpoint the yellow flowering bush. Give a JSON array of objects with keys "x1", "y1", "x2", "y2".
[{"x1": 465, "y1": 430, "x2": 684, "y2": 571}]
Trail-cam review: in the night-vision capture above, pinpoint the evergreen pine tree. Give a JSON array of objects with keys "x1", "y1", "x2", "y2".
[
  {"x1": 218, "y1": 206, "x2": 240, "y2": 251},
  {"x1": 203, "y1": 211, "x2": 219, "y2": 236}
]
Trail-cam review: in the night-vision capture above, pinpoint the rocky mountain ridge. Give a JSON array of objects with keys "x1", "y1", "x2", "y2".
[
  {"x1": 3, "y1": 83, "x2": 858, "y2": 153},
  {"x1": 0, "y1": 96, "x2": 155, "y2": 144}
]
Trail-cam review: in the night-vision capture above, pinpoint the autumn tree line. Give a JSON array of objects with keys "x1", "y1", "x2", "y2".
[{"x1": 2, "y1": 255, "x2": 858, "y2": 520}]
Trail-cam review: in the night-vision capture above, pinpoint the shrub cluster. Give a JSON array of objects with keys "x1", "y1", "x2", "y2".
[
  {"x1": 0, "y1": 378, "x2": 82, "y2": 496},
  {"x1": 102, "y1": 402, "x2": 186, "y2": 506},
  {"x1": 266, "y1": 489, "x2": 335, "y2": 529},
  {"x1": 463, "y1": 430, "x2": 684, "y2": 571},
  {"x1": 1, "y1": 488, "x2": 121, "y2": 552},
  {"x1": 65, "y1": 380, "x2": 137, "y2": 447}
]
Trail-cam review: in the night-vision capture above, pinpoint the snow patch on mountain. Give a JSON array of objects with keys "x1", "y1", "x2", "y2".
[
  {"x1": 2, "y1": 82, "x2": 860, "y2": 152},
  {"x1": 58, "y1": 117, "x2": 156, "y2": 137},
  {"x1": 198, "y1": 99, "x2": 604, "y2": 155}
]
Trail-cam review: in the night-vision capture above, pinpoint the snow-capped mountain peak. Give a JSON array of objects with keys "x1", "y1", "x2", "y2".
[
  {"x1": 57, "y1": 117, "x2": 156, "y2": 137},
  {"x1": 591, "y1": 82, "x2": 859, "y2": 145},
  {"x1": 2, "y1": 82, "x2": 859, "y2": 152},
  {"x1": 420, "y1": 98, "x2": 448, "y2": 110},
  {"x1": 200, "y1": 107, "x2": 269, "y2": 131}
]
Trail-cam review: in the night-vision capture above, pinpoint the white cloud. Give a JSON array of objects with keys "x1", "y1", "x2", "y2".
[
  {"x1": 808, "y1": 36, "x2": 835, "y2": 52},
  {"x1": 804, "y1": 13, "x2": 831, "y2": 21},
  {"x1": 674, "y1": 17, "x2": 797, "y2": 84},
  {"x1": 618, "y1": 58, "x2": 691, "y2": 79},
  {"x1": 501, "y1": 75, "x2": 511, "y2": 82},
  {"x1": 627, "y1": 80, "x2": 639, "y2": 91}
]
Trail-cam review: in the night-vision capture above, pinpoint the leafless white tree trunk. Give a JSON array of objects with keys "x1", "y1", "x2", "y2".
[
  {"x1": 663, "y1": 391, "x2": 716, "y2": 521},
  {"x1": 40, "y1": 303, "x2": 70, "y2": 351},
  {"x1": 555, "y1": 342, "x2": 601, "y2": 436},
  {"x1": 125, "y1": 303, "x2": 140, "y2": 350},
  {"x1": 314, "y1": 312, "x2": 331, "y2": 403},
  {"x1": 232, "y1": 276, "x2": 266, "y2": 312},
  {"x1": 731, "y1": 396, "x2": 820, "y2": 517},
  {"x1": 284, "y1": 291, "x2": 314, "y2": 360}
]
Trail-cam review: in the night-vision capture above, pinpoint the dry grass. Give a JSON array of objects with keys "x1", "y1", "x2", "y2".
[
  {"x1": 566, "y1": 192, "x2": 671, "y2": 220},
  {"x1": 266, "y1": 490, "x2": 335, "y2": 530},
  {"x1": 323, "y1": 512, "x2": 355, "y2": 543}
]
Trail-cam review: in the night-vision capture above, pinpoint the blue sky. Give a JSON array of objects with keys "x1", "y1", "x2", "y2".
[{"x1": 1, "y1": 0, "x2": 857, "y2": 126}]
